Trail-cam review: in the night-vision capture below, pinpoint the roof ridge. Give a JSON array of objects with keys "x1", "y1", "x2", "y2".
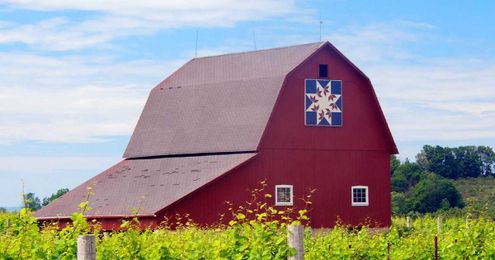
[
  {"x1": 158, "y1": 75, "x2": 285, "y2": 88},
  {"x1": 191, "y1": 41, "x2": 325, "y2": 60}
]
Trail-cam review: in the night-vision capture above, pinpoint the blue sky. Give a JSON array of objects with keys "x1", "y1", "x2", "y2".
[{"x1": 0, "y1": 0, "x2": 494, "y2": 207}]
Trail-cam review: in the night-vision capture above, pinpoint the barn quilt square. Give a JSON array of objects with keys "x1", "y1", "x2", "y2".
[{"x1": 305, "y1": 79, "x2": 342, "y2": 126}]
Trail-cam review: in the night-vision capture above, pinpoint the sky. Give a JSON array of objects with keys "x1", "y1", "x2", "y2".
[{"x1": 0, "y1": 0, "x2": 494, "y2": 207}]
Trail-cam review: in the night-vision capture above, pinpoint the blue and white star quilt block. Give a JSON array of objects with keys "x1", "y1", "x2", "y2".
[{"x1": 305, "y1": 79, "x2": 342, "y2": 126}]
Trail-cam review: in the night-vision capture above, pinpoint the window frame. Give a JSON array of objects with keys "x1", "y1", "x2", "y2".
[
  {"x1": 275, "y1": 185, "x2": 294, "y2": 206},
  {"x1": 351, "y1": 185, "x2": 369, "y2": 206}
]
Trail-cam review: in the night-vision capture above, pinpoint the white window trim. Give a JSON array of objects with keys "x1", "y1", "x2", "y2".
[
  {"x1": 351, "y1": 185, "x2": 369, "y2": 206},
  {"x1": 275, "y1": 185, "x2": 293, "y2": 206}
]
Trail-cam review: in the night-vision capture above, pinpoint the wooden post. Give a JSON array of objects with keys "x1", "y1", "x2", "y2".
[
  {"x1": 387, "y1": 242, "x2": 391, "y2": 260},
  {"x1": 436, "y1": 216, "x2": 441, "y2": 234},
  {"x1": 288, "y1": 225, "x2": 304, "y2": 260},
  {"x1": 77, "y1": 235, "x2": 96, "y2": 260},
  {"x1": 406, "y1": 216, "x2": 411, "y2": 228},
  {"x1": 465, "y1": 215, "x2": 469, "y2": 230},
  {"x1": 434, "y1": 235, "x2": 438, "y2": 260},
  {"x1": 307, "y1": 227, "x2": 314, "y2": 237}
]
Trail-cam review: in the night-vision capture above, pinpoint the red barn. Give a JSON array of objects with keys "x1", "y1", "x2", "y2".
[{"x1": 36, "y1": 41, "x2": 398, "y2": 229}]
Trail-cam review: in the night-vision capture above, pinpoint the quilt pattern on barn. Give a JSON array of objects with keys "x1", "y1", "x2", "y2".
[{"x1": 305, "y1": 79, "x2": 342, "y2": 126}]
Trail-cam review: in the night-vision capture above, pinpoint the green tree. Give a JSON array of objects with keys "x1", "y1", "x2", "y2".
[
  {"x1": 0, "y1": 207, "x2": 6, "y2": 213},
  {"x1": 391, "y1": 192, "x2": 408, "y2": 215},
  {"x1": 42, "y1": 188, "x2": 69, "y2": 206},
  {"x1": 477, "y1": 146, "x2": 495, "y2": 176},
  {"x1": 416, "y1": 145, "x2": 461, "y2": 179},
  {"x1": 390, "y1": 155, "x2": 401, "y2": 175},
  {"x1": 391, "y1": 159, "x2": 424, "y2": 193},
  {"x1": 454, "y1": 146, "x2": 484, "y2": 178},
  {"x1": 416, "y1": 145, "x2": 495, "y2": 179},
  {"x1": 407, "y1": 173, "x2": 464, "y2": 213},
  {"x1": 24, "y1": 192, "x2": 42, "y2": 211}
]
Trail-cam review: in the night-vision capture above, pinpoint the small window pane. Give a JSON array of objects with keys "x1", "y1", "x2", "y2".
[
  {"x1": 319, "y1": 64, "x2": 328, "y2": 78},
  {"x1": 275, "y1": 185, "x2": 293, "y2": 206},
  {"x1": 277, "y1": 187, "x2": 291, "y2": 203}
]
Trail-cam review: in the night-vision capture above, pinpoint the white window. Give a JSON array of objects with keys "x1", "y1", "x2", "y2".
[
  {"x1": 351, "y1": 186, "x2": 369, "y2": 206},
  {"x1": 275, "y1": 185, "x2": 293, "y2": 206}
]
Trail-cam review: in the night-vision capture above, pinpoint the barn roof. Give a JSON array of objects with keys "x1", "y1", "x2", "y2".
[
  {"x1": 124, "y1": 42, "x2": 324, "y2": 158},
  {"x1": 35, "y1": 153, "x2": 256, "y2": 219}
]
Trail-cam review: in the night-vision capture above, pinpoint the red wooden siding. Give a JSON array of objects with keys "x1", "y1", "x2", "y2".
[
  {"x1": 158, "y1": 150, "x2": 390, "y2": 228},
  {"x1": 157, "y1": 45, "x2": 393, "y2": 228}
]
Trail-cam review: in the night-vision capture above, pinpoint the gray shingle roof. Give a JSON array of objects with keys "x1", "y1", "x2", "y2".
[
  {"x1": 124, "y1": 42, "x2": 324, "y2": 158},
  {"x1": 35, "y1": 153, "x2": 256, "y2": 219}
]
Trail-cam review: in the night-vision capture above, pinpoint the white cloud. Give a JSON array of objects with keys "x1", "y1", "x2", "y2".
[
  {"x1": 0, "y1": 52, "x2": 186, "y2": 143},
  {"x1": 0, "y1": 0, "x2": 303, "y2": 50}
]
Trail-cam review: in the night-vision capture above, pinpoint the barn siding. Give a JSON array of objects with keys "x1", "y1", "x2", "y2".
[
  {"x1": 157, "y1": 150, "x2": 390, "y2": 227},
  {"x1": 156, "y1": 45, "x2": 392, "y2": 228}
]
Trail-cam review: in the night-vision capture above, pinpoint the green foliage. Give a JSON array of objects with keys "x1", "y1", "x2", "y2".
[
  {"x1": 24, "y1": 192, "x2": 41, "y2": 211},
  {"x1": 391, "y1": 192, "x2": 408, "y2": 215},
  {"x1": 1, "y1": 211, "x2": 494, "y2": 259},
  {"x1": 42, "y1": 188, "x2": 69, "y2": 206},
  {"x1": 391, "y1": 159, "x2": 424, "y2": 193},
  {"x1": 305, "y1": 215, "x2": 495, "y2": 259},
  {"x1": 390, "y1": 157, "x2": 465, "y2": 215},
  {"x1": 390, "y1": 155, "x2": 401, "y2": 175},
  {"x1": 417, "y1": 145, "x2": 495, "y2": 179},
  {"x1": 454, "y1": 176, "x2": 495, "y2": 219},
  {"x1": 21, "y1": 188, "x2": 70, "y2": 212},
  {"x1": 407, "y1": 173, "x2": 464, "y2": 213}
]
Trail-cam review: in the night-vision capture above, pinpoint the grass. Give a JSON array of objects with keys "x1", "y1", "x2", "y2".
[{"x1": 454, "y1": 176, "x2": 495, "y2": 219}]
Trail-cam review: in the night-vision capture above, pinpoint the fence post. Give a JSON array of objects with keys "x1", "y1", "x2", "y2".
[
  {"x1": 387, "y1": 242, "x2": 391, "y2": 260},
  {"x1": 436, "y1": 216, "x2": 441, "y2": 234},
  {"x1": 287, "y1": 224, "x2": 304, "y2": 260},
  {"x1": 406, "y1": 216, "x2": 411, "y2": 228},
  {"x1": 77, "y1": 235, "x2": 96, "y2": 260},
  {"x1": 434, "y1": 235, "x2": 438, "y2": 260}
]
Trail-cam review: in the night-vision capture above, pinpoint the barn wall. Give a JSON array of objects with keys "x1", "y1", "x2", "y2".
[
  {"x1": 156, "y1": 149, "x2": 390, "y2": 228},
  {"x1": 156, "y1": 45, "x2": 393, "y2": 228}
]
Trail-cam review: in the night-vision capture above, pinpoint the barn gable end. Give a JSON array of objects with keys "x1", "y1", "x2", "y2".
[{"x1": 258, "y1": 42, "x2": 398, "y2": 153}]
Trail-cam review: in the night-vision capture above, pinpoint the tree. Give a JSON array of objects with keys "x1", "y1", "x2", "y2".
[
  {"x1": 454, "y1": 146, "x2": 483, "y2": 178},
  {"x1": 416, "y1": 145, "x2": 495, "y2": 179},
  {"x1": 390, "y1": 155, "x2": 401, "y2": 175},
  {"x1": 416, "y1": 145, "x2": 461, "y2": 179},
  {"x1": 42, "y1": 188, "x2": 69, "y2": 206},
  {"x1": 407, "y1": 173, "x2": 464, "y2": 213},
  {"x1": 0, "y1": 207, "x2": 6, "y2": 213},
  {"x1": 24, "y1": 192, "x2": 42, "y2": 211},
  {"x1": 391, "y1": 192, "x2": 408, "y2": 215},
  {"x1": 391, "y1": 159, "x2": 424, "y2": 193},
  {"x1": 477, "y1": 146, "x2": 495, "y2": 176}
]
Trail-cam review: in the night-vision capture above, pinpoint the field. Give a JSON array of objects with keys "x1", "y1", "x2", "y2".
[
  {"x1": 454, "y1": 176, "x2": 495, "y2": 219},
  {"x1": 1, "y1": 209, "x2": 494, "y2": 259}
]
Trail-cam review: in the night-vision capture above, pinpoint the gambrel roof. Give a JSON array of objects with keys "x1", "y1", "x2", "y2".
[{"x1": 124, "y1": 42, "x2": 324, "y2": 158}]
